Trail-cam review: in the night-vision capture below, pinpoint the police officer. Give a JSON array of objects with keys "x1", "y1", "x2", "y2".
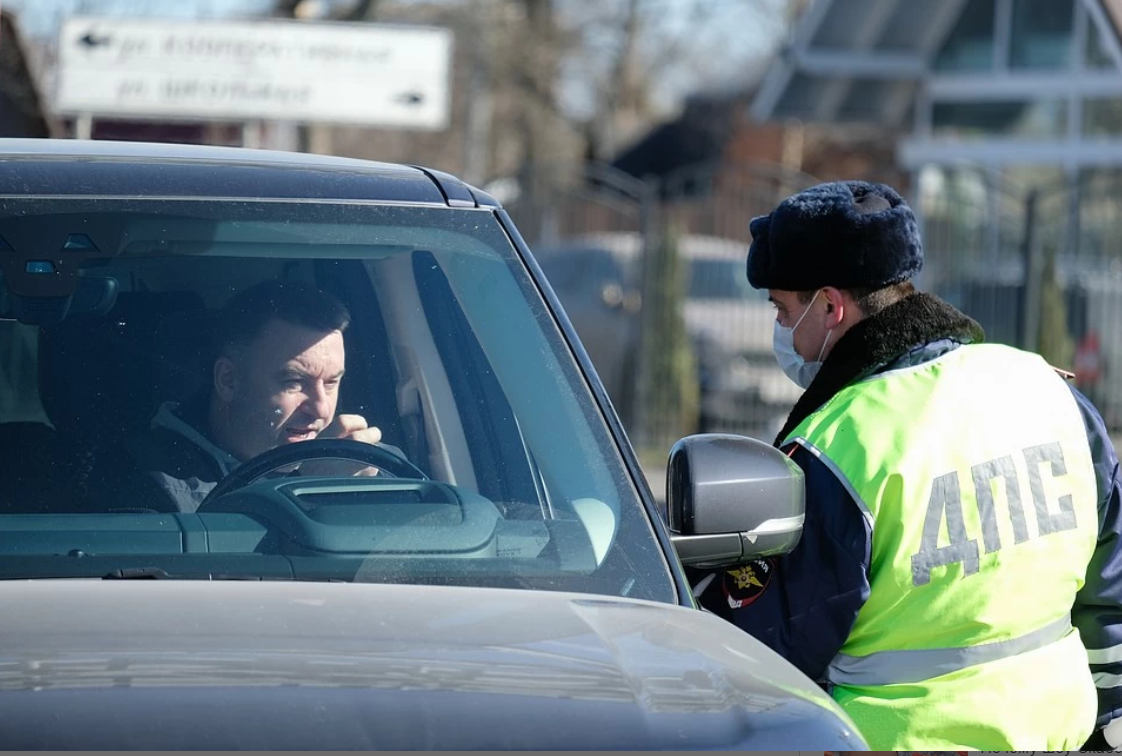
[{"x1": 692, "y1": 180, "x2": 1122, "y2": 751}]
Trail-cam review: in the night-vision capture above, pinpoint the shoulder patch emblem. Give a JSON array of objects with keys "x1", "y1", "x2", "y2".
[{"x1": 723, "y1": 558, "x2": 775, "y2": 609}]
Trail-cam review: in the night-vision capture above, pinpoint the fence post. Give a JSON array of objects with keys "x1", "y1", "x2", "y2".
[
  {"x1": 1020, "y1": 189, "x2": 1043, "y2": 353},
  {"x1": 630, "y1": 175, "x2": 661, "y2": 454}
]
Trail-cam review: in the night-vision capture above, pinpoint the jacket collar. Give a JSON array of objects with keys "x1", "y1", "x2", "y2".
[
  {"x1": 774, "y1": 292, "x2": 985, "y2": 445},
  {"x1": 151, "y1": 399, "x2": 240, "y2": 476}
]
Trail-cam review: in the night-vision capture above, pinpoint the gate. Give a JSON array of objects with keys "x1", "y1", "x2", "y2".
[{"x1": 920, "y1": 171, "x2": 1122, "y2": 432}]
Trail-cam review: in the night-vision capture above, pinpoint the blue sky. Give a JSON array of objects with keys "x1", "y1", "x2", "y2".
[{"x1": 5, "y1": 0, "x2": 279, "y2": 37}]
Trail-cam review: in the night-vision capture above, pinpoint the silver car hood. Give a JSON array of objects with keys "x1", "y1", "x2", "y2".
[{"x1": 0, "y1": 580, "x2": 865, "y2": 750}]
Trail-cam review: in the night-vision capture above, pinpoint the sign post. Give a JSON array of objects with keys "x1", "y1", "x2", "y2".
[
  {"x1": 54, "y1": 17, "x2": 453, "y2": 131},
  {"x1": 74, "y1": 113, "x2": 93, "y2": 140}
]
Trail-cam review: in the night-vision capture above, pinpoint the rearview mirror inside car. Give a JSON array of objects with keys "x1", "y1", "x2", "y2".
[
  {"x1": 665, "y1": 434, "x2": 805, "y2": 568},
  {"x1": 0, "y1": 275, "x2": 119, "y2": 325}
]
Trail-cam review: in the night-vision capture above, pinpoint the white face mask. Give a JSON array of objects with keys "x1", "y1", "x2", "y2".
[{"x1": 773, "y1": 290, "x2": 833, "y2": 389}]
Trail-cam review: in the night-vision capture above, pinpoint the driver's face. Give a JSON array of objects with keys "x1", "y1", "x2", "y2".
[{"x1": 217, "y1": 318, "x2": 345, "y2": 462}]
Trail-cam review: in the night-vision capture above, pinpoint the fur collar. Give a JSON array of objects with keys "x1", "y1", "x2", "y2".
[{"x1": 773, "y1": 292, "x2": 985, "y2": 445}]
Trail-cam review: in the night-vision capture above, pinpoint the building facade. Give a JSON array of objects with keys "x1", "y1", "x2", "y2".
[{"x1": 752, "y1": 0, "x2": 1122, "y2": 428}]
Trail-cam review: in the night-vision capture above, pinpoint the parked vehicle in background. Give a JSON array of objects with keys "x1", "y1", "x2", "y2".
[{"x1": 536, "y1": 232, "x2": 799, "y2": 441}]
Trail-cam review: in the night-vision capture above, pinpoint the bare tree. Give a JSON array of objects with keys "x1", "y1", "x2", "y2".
[
  {"x1": 273, "y1": 0, "x2": 303, "y2": 16},
  {"x1": 274, "y1": 0, "x2": 380, "y2": 23},
  {"x1": 340, "y1": 0, "x2": 381, "y2": 21},
  {"x1": 556, "y1": 0, "x2": 787, "y2": 161},
  {"x1": 580, "y1": 0, "x2": 644, "y2": 161},
  {"x1": 266, "y1": 0, "x2": 786, "y2": 179},
  {"x1": 514, "y1": 0, "x2": 560, "y2": 190}
]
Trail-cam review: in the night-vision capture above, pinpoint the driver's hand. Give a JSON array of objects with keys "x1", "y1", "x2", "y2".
[
  {"x1": 299, "y1": 414, "x2": 384, "y2": 477},
  {"x1": 320, "y1": 414, "x2": 382, "y2": 445}
]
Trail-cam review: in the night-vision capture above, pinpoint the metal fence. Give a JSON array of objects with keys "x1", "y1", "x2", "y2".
[
  {"x1": 921, "y1": 172, "x2": 1122, "y2": 431},
  {"x1": 502, "y1": 160, "x2": 820, "y2": 455},
  {"x1": 503, "y1": 161, "x2": 1122, "y2": 456}
]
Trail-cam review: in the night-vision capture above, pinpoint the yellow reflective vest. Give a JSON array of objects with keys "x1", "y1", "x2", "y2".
[{"x1": 785, "y1": 343, "x2": 1099, "y2": 750}]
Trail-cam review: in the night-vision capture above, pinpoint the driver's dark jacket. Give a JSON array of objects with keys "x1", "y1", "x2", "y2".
[
  {"x1": 123, "y1": 397, "x2": 407, "y2": 514},
  {"x1": 125, "y1": 395, "x2": 239, "y2": 513}
]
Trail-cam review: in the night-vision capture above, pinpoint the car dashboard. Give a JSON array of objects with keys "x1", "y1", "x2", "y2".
[{"x1": 0, "y1": 476, "x2": 600, "y2": 586}]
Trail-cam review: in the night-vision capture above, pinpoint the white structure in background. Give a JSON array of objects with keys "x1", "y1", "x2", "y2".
[
  {"x1": 753, "y1": 0, "x2": 1122, "y2": 176},
  {"x1": 751, "y1": 0, "x2": 1122, "y2": 426},
  {"x1": 54, "y1": 16, "x2": 453, "y2": 138}
]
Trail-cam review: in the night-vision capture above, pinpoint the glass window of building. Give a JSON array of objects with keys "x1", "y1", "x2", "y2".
[
  {"x1": 1084, "y1": 98, "x2": 1122, "y2": 137},
  {"x1": 935, "y1": 0, "x2": 997, "y2": 71},
  {"x1": 1086, "y1": 18, "x2": 1120, "y2": 68},
  {"x1": 1010, "y1": 0, "x2": 1074, "y2": 69},
  {"x1": 932, "y1": 100, "x2": 1069, "y2": 140}
]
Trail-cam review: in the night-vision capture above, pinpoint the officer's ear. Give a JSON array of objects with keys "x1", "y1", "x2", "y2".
[
  {"x1": 214, "y1": 355, "x2": 237, "y2": 404},
  {"x1": 821, "y1": 286, "x2": 846, "y2": 329}
]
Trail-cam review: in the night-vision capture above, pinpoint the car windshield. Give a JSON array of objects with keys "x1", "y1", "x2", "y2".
[{"x1": 0, "y1": 197, "x2": 675, "y2": 603}]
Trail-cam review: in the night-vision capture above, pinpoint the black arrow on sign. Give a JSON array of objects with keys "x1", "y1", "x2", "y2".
[
  {"x1": 79, "y1": 31, "x2": 112, "y2": 49},
  {"x1": 394, "y1": 92, "x2": 425, "y2": 106}
]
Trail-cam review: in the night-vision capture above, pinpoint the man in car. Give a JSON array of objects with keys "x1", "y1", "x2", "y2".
[
  {"x1": 692, "y1": 180, "x2": 1122, "y2": 750},
  {"x1": 129, "y1": 279, "x2": 383, "y2": 512}
]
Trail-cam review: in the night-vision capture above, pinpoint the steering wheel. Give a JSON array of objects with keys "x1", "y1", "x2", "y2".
[{"x1": 200, "y1": 438, "x2": 428, "y2": 506}]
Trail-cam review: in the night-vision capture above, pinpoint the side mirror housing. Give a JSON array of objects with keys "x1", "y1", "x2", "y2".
[{"x1": 665, "y1": 434, "x2": 805, "y2": 568}]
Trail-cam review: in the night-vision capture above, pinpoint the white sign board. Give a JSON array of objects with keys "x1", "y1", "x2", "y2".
[{"x1": 54, "y1": 17, "x2": 453, "y2": 129}]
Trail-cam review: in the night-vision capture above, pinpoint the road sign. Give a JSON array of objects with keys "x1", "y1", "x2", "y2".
[{"x1": 54, "y1": 16, "x2": 453, "y2": 130}]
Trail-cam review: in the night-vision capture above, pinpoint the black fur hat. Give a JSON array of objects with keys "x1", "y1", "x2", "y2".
[{"x1": 746, "y1": 180, "x2": 923, "y2": 291}]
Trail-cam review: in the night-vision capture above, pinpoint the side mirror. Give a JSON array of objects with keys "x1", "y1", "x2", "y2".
[{"x1": 665, "y1": 434, "x2": 804, "y2": 568}]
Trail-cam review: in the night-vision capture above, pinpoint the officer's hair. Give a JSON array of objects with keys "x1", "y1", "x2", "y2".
[
  {"x1": 214, "y1": 279, "x2": 351, "y2": 358},
  {"x1": 796, "y1": 281, "x2": 915, "y2": 317}
]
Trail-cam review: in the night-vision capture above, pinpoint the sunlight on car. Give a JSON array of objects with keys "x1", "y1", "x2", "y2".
[{"x1": 0, "y1": 139, "x2": 866, "y2": 751}]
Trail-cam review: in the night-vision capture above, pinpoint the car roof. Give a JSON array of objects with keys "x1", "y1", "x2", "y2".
[{"x1": 0, "y1": 138, "x2": 499, "y2": 207}]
